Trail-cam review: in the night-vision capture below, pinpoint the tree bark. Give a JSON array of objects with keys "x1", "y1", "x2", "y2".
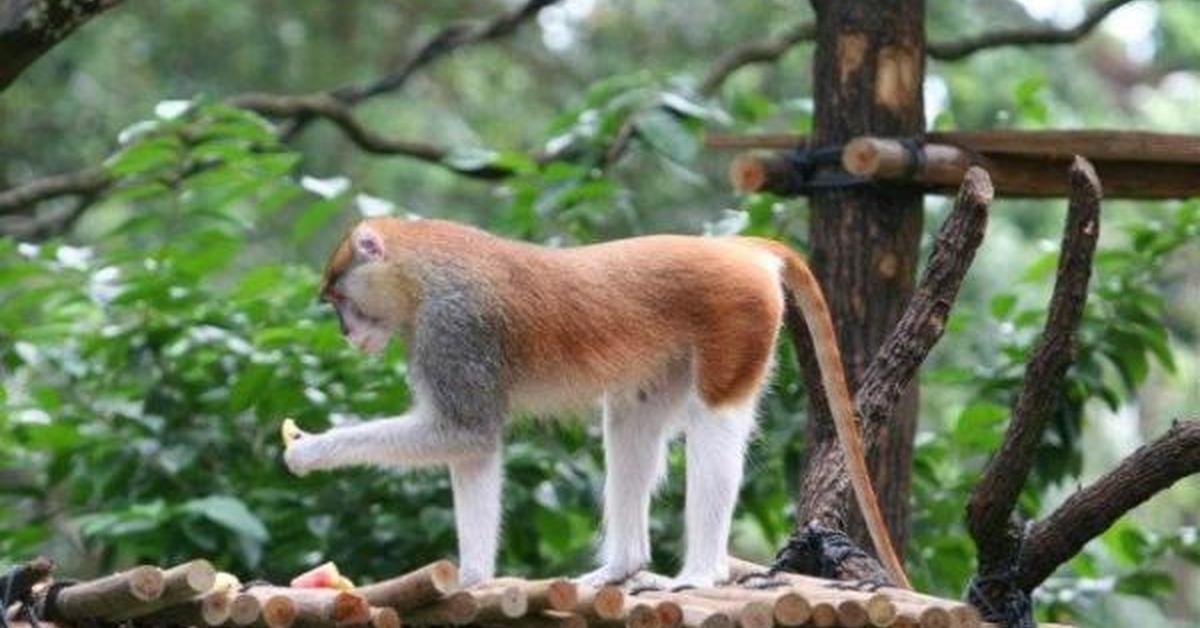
[
  {"x1": 0, "y1": 0, "x2": 123, "y2": 91},
  {"x1": 795, "y1": 0, "x2": 926, "y2": 555}
]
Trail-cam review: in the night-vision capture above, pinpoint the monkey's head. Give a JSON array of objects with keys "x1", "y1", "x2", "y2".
[{"x1": 320, "y1": 222, "x2": 415, "y2": 354}]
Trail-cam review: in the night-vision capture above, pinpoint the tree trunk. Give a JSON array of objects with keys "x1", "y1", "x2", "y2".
[{"x1": 794, "y1": 0, "x2": 926, "y2": 555}]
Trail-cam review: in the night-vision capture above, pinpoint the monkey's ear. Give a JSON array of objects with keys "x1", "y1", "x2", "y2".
[{"x1": 352, "y1": 227, "x2": 386, "y2": 261}]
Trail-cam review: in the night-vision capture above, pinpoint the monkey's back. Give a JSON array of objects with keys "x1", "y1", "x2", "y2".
[{"x1": 486, "y1": 232, "x2": 787, "y2": 411}]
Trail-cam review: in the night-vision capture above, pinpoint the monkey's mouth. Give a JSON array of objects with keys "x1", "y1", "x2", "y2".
[{"x1": 335, "y1": 303, "x2": 391, "y2": 354}]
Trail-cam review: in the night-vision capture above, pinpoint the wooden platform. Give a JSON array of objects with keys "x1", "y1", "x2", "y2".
[{"x1": 7, "y1": 557, "x2": 1072, "y2": 628}]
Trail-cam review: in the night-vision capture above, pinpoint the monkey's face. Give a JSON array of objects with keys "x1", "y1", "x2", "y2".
[{"x1": 322, "y1": 268, "x2": 396, "y2": 354}]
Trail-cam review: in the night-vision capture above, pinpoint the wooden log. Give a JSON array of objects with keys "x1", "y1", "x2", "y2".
[
  {"x1": 246, "y1": 586, "x2": 370, "y2": 627},
  {"x1": 950, "y1": 604, "x2": 981, "y2": 628},
  {"x1": 649, "y1": 600, "x2": 678, "y2": 628},
  {"x1": 402, "y1": 590, "x2": 479, "y2": 625},
  {"x1": 576, "y1": 584, "x2": 625, "y2": 622},
  {"x1": 368, "y1": 606, "x2": 402, "y2": 628},
  {"x1": 892, "y1": 602, "x2": 952, "y2": 628},
  {"x1": 472, "y1": 583, "x2": 529, "y2": 620},
  {"x1": 508, "y1": 611, "x2": 587, "y2": 628},
  {"x1": 683, "y1": 588, "x2": 811, "y2": 627},
  {"x1": 355, "y1": 561, "x2": 460, "y2": 612},
  {"x1": 110, "y1": 559, "x2": 217, "y2": 621},
  {"x1": 808, "y1": 601, "x2": 838, "y2": 628},
  {"x1": 636, "y1": 594, "x2": 733, "y2": 628},
  {"x1": 842, "y1": 137, "x2": 971, "y2": 187},
  {"x1": 241, "y1": 588, "x2": 298, "y2": 628},
  {"x1": 729, "y1": 152, "x2": 808, "y2": 196},
  {"x1": 487, "y1": 578, "x2": 577, "y2": 613},
  {"x1": 134, "y1": 587, "x2": 235, "y2": 627},
  {"x1": 231, "y1": 592, "x2": 264, "y2": 626},
  {"x1": 714, "y1": 131, "x2": 1200, "y2": 199},
  {"x1": 46, "y1": 565, "x2": 165, "y2": 621}
]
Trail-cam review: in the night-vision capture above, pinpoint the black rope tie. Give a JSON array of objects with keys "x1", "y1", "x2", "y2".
[
  {"x1": 966, "y1": 525, "x2": 1035, "y2": 628},
  {"x1": 897, "y1": 137, "x2": 926, "y2": 180},
  {"x1": 784, "y1": 143, "x2": 870, "y2": 192}
]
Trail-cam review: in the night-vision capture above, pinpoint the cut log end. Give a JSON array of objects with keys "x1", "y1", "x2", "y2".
[
  {"x1": 592, "y1": 585, "x2": 624, "y2": 620},
  {"x1": 699, "y1": 611, "x2": 734, "y2": 628},
  {"x1": 918, "y1": 605, "x2": 952, "y2": 628},
  {"x1": 546, "y1": 579, "x2": 579, "y2": 612},
  {"x1": 864, "y1": 593, "x2": 897, "y2": 627},
  {"x1": 730, "y1": 154, "x2": 769, "y2": 193},
  {"x1": 772, "y1": 592, "x2": 811, "y2": 626},
  {"x1": 370, "y1": 607, "x2": 402, "y2": 628},
  {"x1": 810, "y1": 602, "x2": 838, "y2": 628},
  {"x1": 262, "y1": 594, "x2": 297, "y2": 628},
  {"x1": 129, "y1": 565, "x2": 167, "y2": 601},
  {"x1": 842, "y1": 137, "x2": 885, "y2": 176},
  {"x1": 332, "y1": 591, "x2": 371, "y2": 625},
  {"x1": 201, "y1": 590, "x2": 235, "y2": 626},
  {"x1": 652, "y1": 600, "x2": 681, "y2": 628},
  {"x1": 230, "y1": 592, "x2": 262, "y2": 626},
  {"x1": 836, "y1": 599, "x2": 869, "y2": 628},
  {"x1": 429, "y1": 560, "x2": 460, "y2": 595},
  {"x1": 736, "y1": 601, "x2": 774, "y2": 628}
]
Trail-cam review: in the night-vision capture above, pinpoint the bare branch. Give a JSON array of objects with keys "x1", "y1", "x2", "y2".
[
  {"x1": 967, "y1": 157, "x2": 1103, "y2": 573},
  {"x1": 698, "y1": 22, "x2": 816, "y2": 96},
  {"x1": 330, "y1": 0, "x2": 561, "y2": 106},
  {"x1": 0, "y1": 167, "x2": 110, "y2": 215},
  {"x1": 928, "y1": 0, "x2": 1138, "y2": 61},
  {"x1": 1018, "y1": 419, "x2": 1200, "y2": 591},
  {"x1": 857, "y1": 166, "x2": 993, "y2": 429},
  {"x1": 227, "y1": 93, "x2": 520, "y2": 179},
  {"x1": 0, "y1": 0, "x2": 124, "y2": 91}
]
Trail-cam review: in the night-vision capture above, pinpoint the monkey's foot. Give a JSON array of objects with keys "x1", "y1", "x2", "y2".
[
  {"x1": 734, "y1": 570, "x2": 782, "y2": 588},
  {"x1": 575, "y1": 563, "x2": 646, "y2": 588},
  {"x1": 622, "y1": 571, "x2": 678, "y2": 594}
]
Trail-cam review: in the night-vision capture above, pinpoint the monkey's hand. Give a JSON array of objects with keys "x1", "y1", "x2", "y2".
[{"x1": 281, "y1": 418, "x2": 319, "y2": 476}]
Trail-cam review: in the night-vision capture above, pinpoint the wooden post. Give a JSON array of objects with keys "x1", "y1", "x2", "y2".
[
  {"x1": 355, "y1": 561, "x2": 459, "y2": 612},
  {"x1": 796, "y1": 0, "x2": 926, "y2": 565},
  {"x1": 44, "y1": 565, "x2": 165, "y2": 621}
]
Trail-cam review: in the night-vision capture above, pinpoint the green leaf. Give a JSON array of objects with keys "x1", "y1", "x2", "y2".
[
  {"x1": 291, "y1": 197, "x2": 346, "y2": 244},
  {"x1": 105, "y1": 136, "x2": 183, "y2": 176},
  {"x1": 634, "y1": 109, "x2": 698, "y2": 164},
  {"x1": 952, "y1": 402, "x2": 1009, "y2": 450},
  {"x1": 181, "y1": 495, "x2": 270, "y2": 543},
  {"x1": 989, "y1": 294, "x2": 1017, "y2": 320}
]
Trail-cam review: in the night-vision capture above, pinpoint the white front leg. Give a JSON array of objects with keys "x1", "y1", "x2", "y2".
[
  {"x1": 450, "y1": 450, "x2": 504, "y2": 586},
  {"x1": 284, "y1": 407, "x2": 494, "y2": 474}
]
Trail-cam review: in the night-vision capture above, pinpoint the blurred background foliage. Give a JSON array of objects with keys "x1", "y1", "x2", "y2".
[{"x1": 0, "y1": 1, "x2": 1198, "y2": 627}]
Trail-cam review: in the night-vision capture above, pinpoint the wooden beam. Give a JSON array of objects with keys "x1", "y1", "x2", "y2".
[{"x1": 717, "y1": 131, "x2": 1200, "y2": 199}]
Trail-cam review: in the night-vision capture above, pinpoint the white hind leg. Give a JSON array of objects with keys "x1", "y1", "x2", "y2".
[
  {"x1": 578, "y1": 365, "x2": 689, "y2": 586},
  {"x1": 676, "y1": 397, "x2": 758, "y2": 587}
]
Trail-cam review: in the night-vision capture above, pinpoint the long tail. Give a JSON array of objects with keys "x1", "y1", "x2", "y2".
[{"x1": 744, "y1": 237, "x2": 911, "y2": 589}]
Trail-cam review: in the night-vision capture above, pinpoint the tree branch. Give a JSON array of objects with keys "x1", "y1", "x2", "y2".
[
  {"x1": 1017, "y1": 419, "x2": 1200, "y2": 591},
  {"x1": 227, "y1": 93, "x2": 520, "y2": 179},
  {"x1": 857, "y1": 166, "x2": 993, "y2": 429},
  {"x1": 0, "y1": 1, "x2": 556, "y2": 221},
  {"x1": 927, "y1": 0, "x2": 1138, "y2": 61},
  {"x1": 330, "y1": 0, "x2": 560, "y2": 106},
  {"x1": 698, "y1": 22, "x2": 816, "y2": 96},
  {"x1": 0, "y1": 167, "x2": 110, "y2": 215},
  {"x1": 0, "y1": 0, "x2": 123, "y2": 91},
  {"x1": 967, "y1": 156, "x2": 1102, "y2": 574}
]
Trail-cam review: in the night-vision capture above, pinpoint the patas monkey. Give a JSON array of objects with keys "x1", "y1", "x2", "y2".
[{"x1": 282, "y1": 217, "x2": 909, "y2": 589}]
